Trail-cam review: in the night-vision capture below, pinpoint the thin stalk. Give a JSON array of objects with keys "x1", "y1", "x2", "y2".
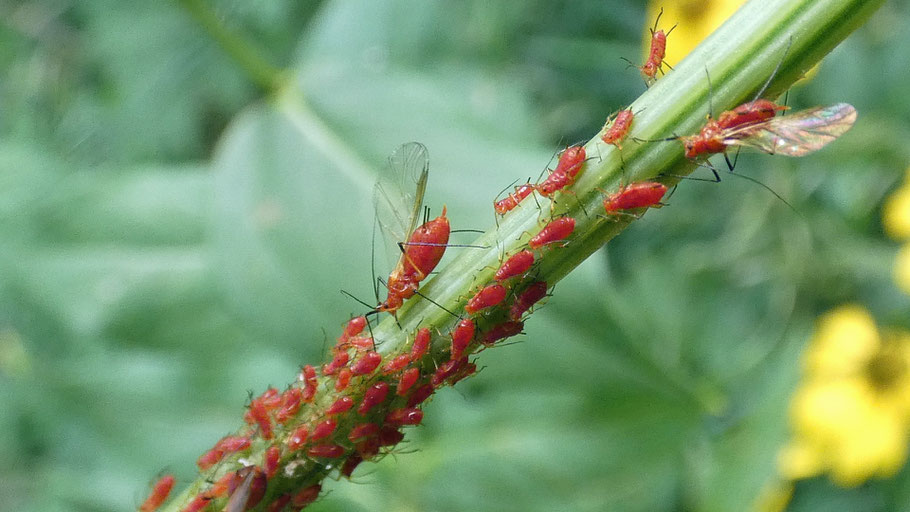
[{"x1": 158, "y1": 0, "x2": 883, "y2": 509}]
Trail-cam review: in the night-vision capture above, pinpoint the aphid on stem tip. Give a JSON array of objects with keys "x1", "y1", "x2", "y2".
[
  {"x1": 224, "y1": 466, "x2": 266, "y2": 512},
  {"x1": 256, "y1": 387, "x2": 282, "y2": 410},
  {"x1": 275, "y1": 387, "x2": 302, "y2": 423},
  {"x1": 300, "y1": 364, "x2": 318, "y2": 403},
  {"x1": 397, "y1": 367, "x2": 421, "y2": 395},
  {"x1": 374, "y1": 143, "x2": 450, "y2": 315},
  {"x1": 248, "y1": 398, "x2": 273, "y2": 439},
  {"x1": 322, "y1": 350, "x2": 350, "y2": 376},
  {"x1": 359, "y1": 381, "x2": 390, "y2": 415},
  {"x1": 495, "y1": 250, "x2": 535, "y2": 281},
  {"x1": 291, "y1": 484, "x2": 322, "y2": 508},
  {"x1": 465, "y1": 283, "x2": 507, "y2": 314},
  {"x1": 628, "y1": 8, "x2": 675, "y2": 86},
  {"x1": 510, "y1": 281, "x2": 548, "y2": 320},
  {"x1": 528, "y1": 217, "x2": 575, "y2": 250},
  {"x1": 601, "y1": 182, "x2": 668, "y2": 216},
  {"x1": 139, "y1": 474, "x2": 175, "y2": 512},
  {"x1": 601, "y1": 109, "x2": 635, "y2": 149},
  {"x1": 382, "y1": 353, "x2": 412, "y2": 375}
]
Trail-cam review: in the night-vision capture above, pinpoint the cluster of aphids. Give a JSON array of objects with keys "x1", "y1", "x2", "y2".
[{"x1": 139, "y1": 9, "x2": 860, "y2": 512}]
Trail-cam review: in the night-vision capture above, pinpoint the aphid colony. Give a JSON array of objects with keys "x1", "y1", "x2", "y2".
[{"x1": 142, "y1": 10, "x2": 859, "y2": 512}]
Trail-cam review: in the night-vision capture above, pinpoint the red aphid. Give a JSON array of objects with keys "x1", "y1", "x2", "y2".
[
  {"x1": 358, "y1": 382, "x2": 390, "y2": 415},
  {"x1": 351, "y1": 351, "x2": 382, "y2": 375},
  {"x1": 356, "y1": 437, "x2": 381, "y2": 459},
  {"x1": 335, "y1": 368, "x2": 353, "y2": 392},
  {"x1": 291, "y1": 484, "x2": 321, "y2": 508},
  {"x1": 603, "y1": 182, "x2": 667, "y2": 213},
  {"x1": 450, "y1": 361, "x2": 477, "y2": 386},
  {"x1": 386, "y1": 407, "x2": 424, "y2": 426},
  {"x1": 197, "y1": 447, "x2": 224, "y2": 471},
  {"x1": 264, "y1": 446, "x2": 281, "y2": 479},
  {"x1": 638, "y1": 9, "x2": 675, "y2": 85},
  {"x1": 494, "y1": 183, "x2": 535, "y2": 215},
  {"x1": 410, "y1": 327, "x2": 431, "y2": 362},
  {"x1": 322, "y1": 351, "x2": 350, "y2": 376},
  {"x1": 378, "y1": 427, "x2": 405, "y2": 446},
  {"x1": 382, "y1": 354, "x2": 412, "y2": 375},
  {"x1": 257, "y1": 387, "x2": 282, "y2": 410},
  {"x1": 327, "y1": 396, "x2": 354, "y2": 415},
  {"x1": 495, "y1": 250, "x2": 534, "y2": 281},
  {"x1": 601, "y1": 109, "x2": 635, "y2": 148},
  {"x1": 716, "y1": 99, "x2": 788, "y2": 132},
  {"x1": 248, "y1": 398, "x2": 273, "y2": 440},
  {"x1": 528, "y1": 217, "x2": 575, "y2": 249},
  {"x1": 224, "y1": 466, "x2": 266, "y2": 512},
  {"x1": 343, "y1": 316, "x2": 367, "y2": 339},
  {"x1": 450, "y1": 318, "x2": 475, "y2": 359},
  {"x1": 397, "y1": 367, "x2": 421, "y2": 395},
  {"x1": 348, "y1": 422, "x2": 380, "y2": 442},
  {"x1": 310, "y1": 419, "x2": 337, "y2": 441},
  {"x1": 378, "y1": 207, "x2": 451, "y2": 313},
  {"x1": 432, "y1": 356, "x2": 468, "y2": 387},
  {"x1": 536, "y1": 146, "x2": 587, "y2": 197},
  {"x1": 286, "y1": 426, "x2": 309, "y2": 451},
  {"x1": 268, "y1": 494, "x2": 292, "y2": 512},
  {"x1": 347, "y1": 336, "x2": 375, "y2": 350},
  {"x1": 275, "y1": 387, "x2": 303, "y2": 424},
  {"x1": 300, "y1": 365, "x2": 318, "y2": 403},
  {"x1": 207, "y1": 471, "x2": 237, "y2": 499},
  {"x1": 140, "y1": 474, "x2": 175, "y2": 512},
  {"x1": 341, "y1": 453, "x2": 364, "y2": 478},
  {"x1": 180, "y1": 494, "x2": 210, "y2": 512},
  {"x1": 216, "y1": 436, "x2": 251, "y2": 454},
  {"x1": 484, "y1": 321, "x2": 524, "y2": 344},
  {"x1": 307, "y1": 444, "x2": 346, "y2": 458},
  {"x1": 464, "y1": 283, "x2": 507, "y2": 314},
  {"x1": 510, "y1": 281, "x2": 548, "y2": 320},
  {"x1": 406, "y1": 384, "x2": 434, "y2": 408}
]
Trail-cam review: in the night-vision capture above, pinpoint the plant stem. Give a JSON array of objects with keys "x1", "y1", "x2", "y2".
[
  {"x1": 176, "y1": 0, "x2": 285, "y2": 94},
  {"x1": 159, "y1": 0, "x2": 883, "y2": 509}
]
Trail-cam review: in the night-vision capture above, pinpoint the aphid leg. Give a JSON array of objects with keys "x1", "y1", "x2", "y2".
[{"x1": 411, "y1": 289, "x2": 460, "y2": 319}]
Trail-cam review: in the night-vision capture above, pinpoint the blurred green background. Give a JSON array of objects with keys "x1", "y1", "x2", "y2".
[{"x1": 2, "y1": 0, "x2": 909, "y2": 511}]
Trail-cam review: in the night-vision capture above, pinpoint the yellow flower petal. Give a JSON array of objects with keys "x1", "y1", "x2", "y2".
[
  {"x1": 804, "y1": 306, "x2": 879, "y2": 378},
  {"x1": 884, "y1": 185, "x2": 910, "y2": 241},
  {"x1": 778, "y1": 440, "x2": 824, "y2": 480},
  {"x1": 829, "y1": 404, "x2": 908, "y2": 486},
  {"x1": 894, "y1": 244, "x2": 910, "y2": 296},
  {"x1": 790, "y1": 378, "x2": 874, "y2": 442}
]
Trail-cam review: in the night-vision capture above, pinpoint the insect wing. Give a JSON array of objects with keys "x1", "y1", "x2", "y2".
[
  {"x1": 373, "y1": 142, "x2": 429, "y2": 270},
  {"x1": 723, "y1": 103, "x2": 856, "y2": 157}
]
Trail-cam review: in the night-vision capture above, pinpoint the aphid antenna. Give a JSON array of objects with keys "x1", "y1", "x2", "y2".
[
  {"x1": 618, "y1": 56, "x2": 637, "y2": 70},
  {"x1": 450, "y1": 228, "x2": 485, "y2": 234},
  {"x1": 412, "y1": 289, "x2": 460, "y2": 319},
  {"x1": 340, "y1": 289, "x2": 377, "y2": 312},
  {"x1": 650, "y1": 7, "x2": 664, "y2": 34},
  {"x1": 370, "y1": 218, "x2": 381, "y2": 303}
]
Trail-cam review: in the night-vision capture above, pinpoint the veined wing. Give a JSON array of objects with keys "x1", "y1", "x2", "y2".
[
  {"x1": 373, "y1": 142, "x2": 430, "y2": 271},
  {"x1": 723, "y1": 103, "x2": 856, "y2": 157}
]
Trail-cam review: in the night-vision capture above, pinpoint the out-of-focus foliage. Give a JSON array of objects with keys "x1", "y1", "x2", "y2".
[{"x1": 0, "y1": 1, "x2": 908, "y2": 511}]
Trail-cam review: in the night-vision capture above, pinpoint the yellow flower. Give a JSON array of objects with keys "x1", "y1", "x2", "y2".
[
  {"x1": 883, "y1": 177, "x2": 910, "y2": 240},
  {"x1": 781, "y1": 307, "x2": 910, "y2": 486}
]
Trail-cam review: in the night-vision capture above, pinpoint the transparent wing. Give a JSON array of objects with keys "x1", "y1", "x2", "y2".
[
  {"x1": 723, "y1": 103, "x2": 857, "y2": 157},
  {"x1": 372, "y1": 142, "x2": 429, "y2": 270}
]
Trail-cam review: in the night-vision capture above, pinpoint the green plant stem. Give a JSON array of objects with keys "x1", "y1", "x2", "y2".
[
  {"x1": 160, "y1": 0, "x2": 883, "y2": 509},
  {"x1": 177, "y1": 0, "x2": 285, "y2": 94}
]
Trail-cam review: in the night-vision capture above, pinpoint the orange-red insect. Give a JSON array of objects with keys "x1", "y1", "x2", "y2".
[
  {"x1": 299, "y1": 364, "x2": 318, "y2": 403},
  {"x1": 291, "y1": 484, "x2": 322, "y2": 508},
  {"x1": 287, "y1": 426, "x2": 308, "y2": 450},
  {"x1": 181, "y1": 494, "x2": 210, "y2": 512},
  {"x1": 406, "y1": 384, "x2": 434, "y2": 408},
  {"x1": 528, "y1": 217, "x2": 575, "y2": 249},
  {"x1": 431, "y1": 356, "x2": 468, "y2": 387},
  {"x1": 386, "y1": 407, "x2": 424, "y2": 426},
  {"x1": 224, "y1": 466, "x2": 266, "y2": 512},
  {"x1": 450, "y1": 318, "x2": 475, "y2": 359},
  {"x1": 603, "y1": 182, "x2": 667, "y2": 214},
  {"x1": 397, "y1": 367, "x2": 420, "y2": 395},
  {"x1": 351, "y1": 351, "x2": 382, "y2": 375},
  {"x1": 275, "y1": 387, "x2": 302, "y2": 424},
  {"x1": 484, "y1": 321, "x2": 524, "y2": 344},
  {"x1": 410, "y1": 327, "x2": 431, "y2": 362},
  {"x1": 495, "y1": 250, "x2": 534, "y2": 281},
  {"x1": 374, "y1": 143, "x2": 450, "y2": 314},
  {"x1": 335, "y1": 368, "x2": 352, "y2": 392},
  {"x1": 494, "y1": 183, "x2": 535, "y2": 215},
  {"x1": 263, "y1": 446, "x2": 281, "y2": 479},
  {"x1": 140, "y1": 474, "x2": 175, "y2": 512},
  {"x1": 382, "y1": 354, "x2": 412, "y2": 375},
  {"x1": 327, "y1": 396, "x2": 354, "y2": 415},
  {"x1": 359, "y1": 381, "x2": 390, "y2": 415},
  {"x1": 310, "y1": 419, "x2": 337, "y2": 441},
  {"x1": 464, "y1": 283, "x2": 507, "y2": 314},
  {"x1": 509, "y1": 282, "x2": 548, "y2": 320},
  {"x1": 348, "y1": 423, "x2": 380, "y2": 442},
  {"x1": 601, "y1": 109, "x2": 635, "y2": 148},
  {"x1": 248, "y1": 399, "x2": 273, "y2": 440},
  {"x1": 268, "y1": 494, "x2": 292, "y2": 512},
  {"x1": 638, "y1": 9, "x2": 675, "y2": 85},
  {"x1": 536, "y1": 146, "x2": 587, "y2": 197},
  {"x1": 307, "y1": 444, "x2": 346, "y2": 458}
]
